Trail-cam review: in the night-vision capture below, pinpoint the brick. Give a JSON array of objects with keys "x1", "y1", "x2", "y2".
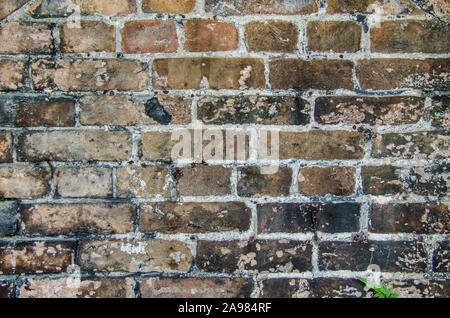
[
  {"x1": 116, "y1": 166, "x2": 171, "y2": 198},
  {"x1": 141, "y1": 131, "x2": 177, "y2": 162},
  {"x1": 61, "y1": 21, "x2": 115, "y2": 53},
  {"x1": 260, "y1": 278, "x2": 366, "y2": 298},
  {"x1": 196, "y1": 240, "x2": 312, "y2": 273},
  {"x1": 0, "y1": 166, "x2": 51, "y2": 199},
  {"x1": 29, "y1": 0, "x2": 136, "y2": 17},
  {"x1": 362, "y1": 166, "x2": 403, "y2": 195},
  {"x1": 245, "y1": 20, "x2": 298, "y2": 53},
  {"x1": 16, "y1": 98, "x2": 75, "y2": 127},
  {"x1": 140, "y1": 202, "x2": 251, "y2": 234},
  {"x1": 121, "y1": 20, "x2": 178, "y2": 53},
  {"x1": 326, "y1": 0, "x2": 423, "y2": 15},
  {"x1": 19, "y1": 278, "x2": 136, "y2": 298},
  {"x1": 0, "y1": 132, "x2": 12, "y2": 163},
  {"x1": 315, "y1": 96, "x2": 425, "y2": 125},
  {"x1": 55, "y1": 167, "x2": 112, "y2": 198},
  {"x1": 370, "y1": 203, "x2": 449, "y2": 234},
  {"x1": 20, "y1": 203, "x2": 135, "y2": 235},
  {"x1": 371, "y1": 20, "x2": 449, "y2": 53},
  {"x1": 319, "y1": 241, "x2": 428, "y2": 272},
  {"x1": 17, "y1": 131, "x2": 132, "y2": 162},
  {"x1": 0, "y1": 281, "x2": 13, "y2": 298},
  {"x1": 80, "y1": 95, "x2": 191, "y2": 126},
  {"x1": 0, "y1": 241, "x2": 74, "y2": 274},
  {"x1": 433, "y1": 241, "x2": 449, "y2": 272},
  {"x1": 198, "y1": 95, "x2": 310, "y2": 125},
  {"x1": 32, "y1": 59, "x2": 148, "y2": 91},
  {"x1": 79, "y1": 240, "x2": 192, "y2": 273},
  {"x1": 357, "y1": 59, "x2": 449, "y2": 91},
  {"x1": 307, "y1": 21, "x2": 361, "y2": 53},
  {"x1": 142, "y1": 0, "x2": 196, "y2": 13},
  {"x1": 0, "y1": 201, "x2": 19, "y2": 236},
  {"x1": 0, "y1": 60, "x2": 27, "y2": 91},
  {"x1": 279, "y1": 131, "x2": 364, "y2": 160},
  {"x1": 298, "y1": 166, "x2": 356, "y2": 196},
  {"x1": 141, "y1": 277, "x2": 253, "y2": 298},
  {"x1": 175, "y1": 165, "x2": 232, "y2": 196},
  {"x1": 184, "y1": 20, "x2": 237, "y2": 52},
  {"x1": 257, "y1": 203, "x2": 360, "y2": 234},
  {"x1": 383, "y1": 279, "x2": 449, "y2": 298},
  {"x1": 152, "y1": 58, "x2": 265, "y2": 90},
  {"x1": 237, "y1": 166, "x2": 292, "y2": 197},
  {"x1": 0, "y1": 22, "x2": 53, "y2": 54},
  {"x1": 0, "y1": 0, "x2": 28, "y2": 20},
  {"x1": 406, "y1": 163, "x2": 449, "y2": 197},
  {"x1": 270, "y1": 59, "x2": 354, "y2": 90},
  {"x1": 431, "y1": 95, "x2": 449, "y2": 128},
  {"x1": 205, "y1": 0, "x2": 318, "y2": 15},
  {"x1": 372, "y1": 131, "x2": 449, "y2": 159}
]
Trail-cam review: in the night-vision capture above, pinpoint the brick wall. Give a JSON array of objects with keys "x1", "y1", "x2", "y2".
[{"x1": 0, "y1": 0, "x2": 448, "y2": 298}]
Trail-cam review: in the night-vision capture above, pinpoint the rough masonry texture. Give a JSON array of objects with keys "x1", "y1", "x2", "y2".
[{"x1": 0, "y1": 0, "x2": 448, "y2": 299}]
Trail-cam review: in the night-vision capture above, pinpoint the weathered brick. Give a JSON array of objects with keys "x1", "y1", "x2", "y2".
[
  {"x1": 21, "y1": 203, "x2": 135, "y2": 236},
  {"x1": 431, "y1": 95, "x2": 449, "y2": 128},
  {"x1": 197, "y1": 240, "x2": 312, "y2": 273},
  {"x1": 121, "y1": 20, "x2": 178, "y2": 53},
  {"x1": 319, "y1": 241, "x2": 428, "y2": 272},
  {"x1": 140, "y1": 202, "x2": 251, "y2": 234},
  {"x1": 0, "y1": 22, "x2": 53, "y2": 54},
  {"x1": 141, "y1": 131, "x2": 177, "y2": 162},
  {"x1": 315, "y1": 96, "x2": 425, "y2": 125},
  {"x1": 0, "y1": 60, "x2": 27, "y2": 91},
  {"x1": 433, "y1": 241, "x2": 449, "y2": 272},
  {"x1": 279, "y1": 131, "x2": 364, "y2": 160},
  {"x1": 142, "y1": 0, "x2": 196, "y2": 13},
  {"x1": 185, "y1": 20, "x2": 238, "y2": 52},
  {"x1": 270, "y1": 59, "x2": 354, "y2": 90},
  {"x1": 16, "y1": 98, "x2": 75, "y2": 127},
  {"x1": 383, "y1": 279, "x2": 449, "y2": 298},
  {"x1": 152, "y1": 58, "x2": 265, "y2": 90},
  {"x1": 237, "y1": 166, "x2": 292, "y2": 197},
  {"x1": 326, "y1": 0, "x2": 423, "y2": 14},
  {"x1": 406, "y1": 163, "x2": 449, "y2": 197},
  {"x1": 0, "y1": 132, "x2": 12, "y2": 163},
  {"x1": 19, "y1": 277, "x2": 136, "y2": 298},
  {"x1": 371, "y1": 20, "x2": 449, "y2": 53},
  {"x1": 61, "y1": 21, "x2": 115, "y2": 53},
  {"x1": 0, "y1": 241, "x2": 74, "y2": 274},
  {"x1": 198, "y1": 95, "x2": 310, "y2": 125},
  {"x1": 257, "y1": 203, "x2": 360, "y2": 234},
  {"x1": 260, "y1": 278, "x2": 366, "y2": 298},
  {"x1": 245, "y1": 20, "x2": 298, "y2": 53},
  {"x1": 141, "y1": 277, "x2": 252, "y2": 298},
  {"x1": 307, "y1": 21, "x2": 361, "y2": 53},
  {"x1": 298, "y1": 166, "x2": 356, "y2": 196},
  {"x1": 206, "y1": 0, "x2": 318, "y2": 15},
  {"x1": 17, "y1": 131, "x2": 132, "y2": 162},
  {"x1": 370, "y1": 203, "x2": 449, "y2": 234},
  {"x1": 79, "y1": 240, "x2": 192, "y2": 272},
  {"x1": 357, "y1": 59, "x2": 449, "y2": 91},
  {"x1": 362, "y1": 166, "x2": 403, "y2": 195},
  {"x1": 0, "y1": 201, "x2": 19, "y2": 236},
  {"x1": 0, "y1": 0, "x2": 28, "y2": 20},
  {"x1": 55, "y1": 167, "x2": 112, "y2": 198},
  {"x1": 0, "y1": 282, "x2": 13, "y2": 298},
  {"x1": 0, "y1": 166, "x2": 50, "y2": 199},
  {"x1": 32, "y1": 59, "x2": 148, "y2": 91},
  {"x1": 116, "y1": 166, "x2": 171, "y2": 198},
  {"x1": 79, "y1": 95, "x2": 191, "y2": 126},
  {"x1": 175, "y1": 165, "x2": 232, "y2": 196},
  {"x1": 372, "y1": 131, "x2": 449, "y2": 159},
  {"x1": 29, "y1": 0, "x2": 136, "y2": 17}
]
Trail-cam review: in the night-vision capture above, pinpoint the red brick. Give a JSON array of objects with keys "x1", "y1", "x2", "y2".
[
  {"x1": 206, "y1": 0, "x2": 318, "y2": 15},
  {"x1": 116, "y1": 166, "x2": 171, "y2": 198},
  {"x1": 29, "y1": 0, "x2": 136, "y2": 17},
  {"x1": 245, "y1": 20, "x2": 298, "y2": 53},
  {"x1": 0, "y1": 133, "x2": 12, "y2": 163},
  {"x1": 152, "y1": 58, "x2": 265, "y2": 90},
  {"x1": 307, "y1": 21, "x2": 361, "y2": 53},
  {"x1": 55, "y1": 167, "x2": 112, "y2": 198},
  {"x1": 121, "y1": 20, "x2": 178, "y2": 54},
  {"x1": 0, "y1": 60, "x2": 27, "y2": 91},
  {"x1": 142, "y1": 0, "x2": 196, "y2": 13},
  {"x1": 175, "y1": 165, "x2": 232, "y2": 196},
  {"x1": 16, "y1": 98, "x2": 75, "y2": 127},
  {"x1": 0, "y1": 166, "x2": 51, "y2": 199},
  {"x1": 0, "y1": 22, "x2": 53, "y2": 54},
  {"x1": 270, "y1": 59, "x2": 354, "y2": 90},
  {"x1": 184, "y1": 20, "x2": 238, "y2": 52},
  {"x1": 61, "y1": 21, "x2": 115, "y2": 53},
  {"x1": 298, "y1": 166, "x2": 356, "y2": 196}
]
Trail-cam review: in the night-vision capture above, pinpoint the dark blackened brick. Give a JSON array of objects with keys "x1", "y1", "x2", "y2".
[
  {"x1": 431, "y1": 95, "x2": 449, "y2": 128},
  {"x1": 0, "y1": 281, "x2": 13, "y2": 298},
  {"x1": 406, "y1": 163, "x2": 449, "y2": 196},
  {"x1": 237, "y1": 167, "x2": 292, "y2": 197},
  {"x1": 433, "y1": 241, "x2": 449, "y2": 273},
  {"x1": 362, "y1": 166, "x2": 403, "y2": 195},
  {"x1": 0, "y1": 201, "x2": 19, "y2": 236}
]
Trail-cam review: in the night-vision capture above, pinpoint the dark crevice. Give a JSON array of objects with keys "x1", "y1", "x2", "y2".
[{"x1": 144, "y1": 98, "x2": 172, "y2": 125}]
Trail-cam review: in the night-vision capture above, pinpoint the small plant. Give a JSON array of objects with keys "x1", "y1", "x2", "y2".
[
  {"x1": 0, "y1": 198, "x2": 10, "y2": 202},
  {"x1": 358, "y1": 277, "x2": 398, "y2": 298}
]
